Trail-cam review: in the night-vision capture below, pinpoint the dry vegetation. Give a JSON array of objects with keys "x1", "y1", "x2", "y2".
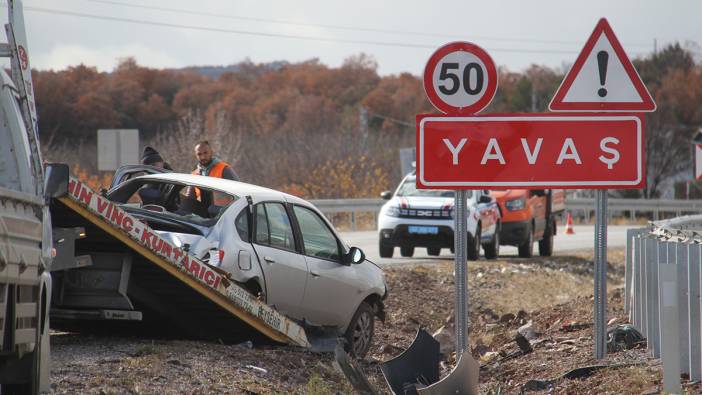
[{"x1": 49, "y1": 248, "x2": 681, "y2": 394}]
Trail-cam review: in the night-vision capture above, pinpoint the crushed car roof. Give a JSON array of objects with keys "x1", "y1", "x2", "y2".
[{"x1": 134, "y1": 172, "x2": 309, "y2": 205}]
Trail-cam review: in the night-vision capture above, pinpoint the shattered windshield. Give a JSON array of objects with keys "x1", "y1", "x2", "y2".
[
  {"x1": 108, "y1": 179, "x2": 238, "y2": 226},
  {"x1": 396, "y1": 178, "x2": 471, "y2": 198}
]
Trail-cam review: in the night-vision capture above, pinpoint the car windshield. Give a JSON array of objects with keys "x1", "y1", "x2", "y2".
[
  {"x1": 396, "y1": 178, "x2": 472, "y2": 198},
  {"x1": 107, "y1": 179, "x2": 238, "y2": 227}
]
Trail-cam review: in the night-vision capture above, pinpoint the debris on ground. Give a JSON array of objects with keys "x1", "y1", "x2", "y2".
[{"x1": 607, "y1": 324, "x2": 646, "y2": 352}]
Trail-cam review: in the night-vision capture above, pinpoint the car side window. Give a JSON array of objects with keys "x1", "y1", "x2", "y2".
[
  {"x1": 254, "y1": 203, "x2": 295, "y2": 251},
  {"x1": 235, "y1": 210, "x2": 249, "y2": 242},
  {"x1": 293, "y1": 205, "x2": 340, "y2": 261}
]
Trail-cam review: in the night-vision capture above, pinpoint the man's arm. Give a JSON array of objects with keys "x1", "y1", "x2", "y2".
[{"x1": 221, "y1": 166, "x2": 240, "y2": 181}]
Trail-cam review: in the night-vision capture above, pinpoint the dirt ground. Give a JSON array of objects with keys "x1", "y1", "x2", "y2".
[{"x1": 49, "y1": 248, "x2": 687, "y2": 394}]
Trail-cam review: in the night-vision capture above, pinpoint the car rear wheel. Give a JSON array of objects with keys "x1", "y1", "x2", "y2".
[
  {"x1": 427, "y1": 247, "x2": 441, "y2": 256},
  {"x1": 467, "y1": 226, "x2": 480, "y2": 261},
  {"x1": 379, "y1": 239, "x2": 393, "y2": 258},
  {"x1": 539, "y1": 220, "x2": 554, "y2": 257},
  {"x1": 483, "y1": 225, "x2": 500, "y2": 260},
  {"x1": 400, "y1": 246, "x2": 414, "y2": 257},
  {"x1": 344, "y1": 302, "x2": 374, "y2": 358},
  {"x1": 518, "y1": 223, "x2": 534, "y2": 258}
]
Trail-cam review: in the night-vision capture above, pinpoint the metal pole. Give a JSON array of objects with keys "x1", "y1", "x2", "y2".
[
  {"x1": 454, "y1": 190, "x2": 468, "y2": 358},
  {"x1": 594, "y1": 189, "x2": 608, "y2": 359}
]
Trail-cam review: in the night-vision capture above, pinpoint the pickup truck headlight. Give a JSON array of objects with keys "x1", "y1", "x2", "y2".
[
  {"x1": 505, "y1": 197, "x2": 526, "y2": 211},
  {"x1": 385, "y1": 205, "x2": 400, "y2": 217}
]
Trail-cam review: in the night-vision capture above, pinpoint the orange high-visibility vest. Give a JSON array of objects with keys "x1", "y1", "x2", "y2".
[{"x1": 192, "y1": 161, "x2": 231, "y2": 204}]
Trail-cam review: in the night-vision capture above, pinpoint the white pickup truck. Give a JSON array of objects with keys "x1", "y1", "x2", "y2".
[{"x1": 0, "y1": 0, "x2": 68, "y2": 393}]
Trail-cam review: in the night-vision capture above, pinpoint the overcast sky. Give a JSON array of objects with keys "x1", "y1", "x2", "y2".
[{"x1": 13, "y1": 0, "x2": 702, "y2": 75}]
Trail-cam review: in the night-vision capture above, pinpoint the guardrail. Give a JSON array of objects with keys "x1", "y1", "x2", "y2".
[
  {"x1": 310, "y1": 198, "x2": 702, "y2": 230},
  {"x1": 625, "y1": 216, "x2": 702, "y2": 393}
]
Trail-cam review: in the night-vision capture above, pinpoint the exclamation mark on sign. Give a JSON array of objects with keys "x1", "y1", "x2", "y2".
[{"x1": 597, "y1": 51, "x2": 609, "y2": 98}]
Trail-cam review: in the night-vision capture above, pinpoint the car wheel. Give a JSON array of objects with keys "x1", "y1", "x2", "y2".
[
  {"x1": 400, "y1": 246, "x2": 414, "y2": 257},
  {"x1": 539, "y1": 220, "x2": 554, "y2": 257},
  {"x1": 427, "y1": 247, "x2": 441, "y2": 256},
  {"x1": 344, "y1": 302, "x2": 375, "y2": 358},
  {"x1": 379, "y1": 239, "x2": 394, "y2": 258},
  {"x1": 518, "y1": 223, "x2": 534, "y2": 258},
  {"x1": 467, "y1": 225, "x2": 480, "y2": 261},
  {"x1": 483, "y1": 224, "x2": 500, "y2": 260}
]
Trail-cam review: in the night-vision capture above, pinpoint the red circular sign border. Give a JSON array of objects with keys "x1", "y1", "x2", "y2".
[{"x1": 423, "y1": 41, "x2": 498, "y2": 115}]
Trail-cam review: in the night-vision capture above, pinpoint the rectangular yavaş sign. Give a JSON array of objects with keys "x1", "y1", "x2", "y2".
[{"x1": 416, "y1": 113, "x2": 644, "y2": 189}]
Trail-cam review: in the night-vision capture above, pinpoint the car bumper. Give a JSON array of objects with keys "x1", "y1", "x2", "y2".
[
  {"x1": 499, "y1": 220, "x2": 530, "y2": 246},
  {"x1": 379, "y1": 225, "x2": 455, "y2": 248}
]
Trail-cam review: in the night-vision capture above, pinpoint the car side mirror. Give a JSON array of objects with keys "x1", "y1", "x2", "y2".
[
  {"x1": 344, "y1": 247, "x2": 365, "y2": 265},
  {"x1": 44, "y1": 163, "x2": 69, "y2": 198},
  {"x1": 380, "y1": 191, "x2": 392, "y2": 200},
  {"x1": 479, "y1": 195, "x2": 492, "y2": 204}
]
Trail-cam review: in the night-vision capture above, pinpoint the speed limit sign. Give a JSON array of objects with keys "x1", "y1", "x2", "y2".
[{"x1": 423, "y1": 42, "x2": 497, "y2": 114}]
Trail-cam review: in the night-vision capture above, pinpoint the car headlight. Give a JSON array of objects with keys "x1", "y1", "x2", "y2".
[
  {"x1": 385, "y1": 205, "x2": 400, "y2": 217},
  {"x1": 505, "y1": 197, "x2": 526, "y2": 211}
]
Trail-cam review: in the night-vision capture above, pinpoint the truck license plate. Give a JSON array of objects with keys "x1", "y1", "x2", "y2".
[{"x1": 408, "y1": 226, "x2": 439, "y2": 235}]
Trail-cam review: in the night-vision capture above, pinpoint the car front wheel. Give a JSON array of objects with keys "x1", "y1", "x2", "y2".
[
  {"x1": 518, "y1": 223, "x2": 534, "y2": 258},
  {"x1": 379, "y1": 239, "x2": 393, "y2": 258},
  {"x1": 344, "y1": 302, "x2": 375, "y2": 358},
  {"x1": 467, "y1": 226, "x2": 481, "y2": 261},
  {"x1": 483, "y1": 225, "x2": 500, "y2": 259}
]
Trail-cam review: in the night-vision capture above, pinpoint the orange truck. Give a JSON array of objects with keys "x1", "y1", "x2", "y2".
[{"x1": 492, "y1": 189, "x2": 566, "y2": 257}]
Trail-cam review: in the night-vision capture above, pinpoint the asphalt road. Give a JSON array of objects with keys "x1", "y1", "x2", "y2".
[{"x1": 340, "y1": 225, "x2": 636, "y2": 265}]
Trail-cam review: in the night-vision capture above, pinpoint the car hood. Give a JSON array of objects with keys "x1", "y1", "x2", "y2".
[{"x1": 389, "y1": 196, "x2": 457, "y2": 210}]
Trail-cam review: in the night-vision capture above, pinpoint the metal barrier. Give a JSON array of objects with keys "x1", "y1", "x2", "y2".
[
  {"x1": 626, "y1": 215, "x2": 702, "y2": 393},
  {"x1": 311, "y1": 198, "x2": 702, "y2": 230}
]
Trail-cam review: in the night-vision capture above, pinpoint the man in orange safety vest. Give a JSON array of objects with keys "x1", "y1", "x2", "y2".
[{"x1": 191, "y1": 140, "x2": 239, "y2": 181}]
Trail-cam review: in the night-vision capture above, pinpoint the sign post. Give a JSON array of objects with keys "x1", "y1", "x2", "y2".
[
  {"x1": 549, "y1": 18, "x2": 656, "y2": 359},
  {"x1": 422, "y1": 42, "x2": 498, "y2": 357}
]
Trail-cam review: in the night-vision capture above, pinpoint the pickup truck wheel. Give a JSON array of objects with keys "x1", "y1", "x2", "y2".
[
  {"x1": 427, "y1": 247, "x2": 441, "y2": 256},
  {"x1": 539, "y1": 221, "x2": 554, "y2": 257},
  {"x1": 400, "y1": 246, "x2": 414, "y2": 257},
  {"x1": 344, "y1": 302, "x2": 374, "y2": 358},
  {"x1": 483, "y1": 226, "x2": 500, "y2": 260},
  {"x1": 518, "y1": 224, "x2": 534, "y2": 258},
  {"x1": 467, "y1": 226, "x2": 480, "y2": 261},
  {"x1": 379, "y1": 239, "x2": 394, "y2": 258}
]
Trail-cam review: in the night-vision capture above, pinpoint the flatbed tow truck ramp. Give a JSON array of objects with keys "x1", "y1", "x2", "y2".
[{"x1": 50, "y1": 177, "x2": 310, "y2": 347}]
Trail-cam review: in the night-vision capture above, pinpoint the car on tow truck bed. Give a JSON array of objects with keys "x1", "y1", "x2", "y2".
[{"x1": 53, "y1": 169, "x2": 387, "y2": 357}]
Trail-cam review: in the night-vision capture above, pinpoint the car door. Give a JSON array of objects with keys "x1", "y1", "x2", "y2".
[
  {"x1": 291, "y1": 204, "x2": 359, "y2": 328},
  {"x1": 529, "y1": 190, "x2": 547, "y2": 237},
  {"x1": 251, "y1": 202, "x2": 309, "y2": 320}
]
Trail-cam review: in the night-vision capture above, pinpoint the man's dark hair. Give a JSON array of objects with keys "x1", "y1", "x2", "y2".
[{"x1": 195, "y1": 140, "x2": 210, "y2": 147}]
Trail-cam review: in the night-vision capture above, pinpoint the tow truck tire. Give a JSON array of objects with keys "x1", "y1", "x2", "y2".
[
  {"x1": 483, "y1": 225, "x2": 500, "y2": 260},
  {"x1": 344, "y1": 302, "x2": 374, "y2": 358},
  {"x1": 467, "y1": 226, "x2": 480, "y2": 261},
  {"x1": 518, "y1": 223, "x2": 534, "y2": 258},
  {"x1": 427, "y1": 247, "x2": 441, "y2": 256},
  {"x1": 379, "y1": 239, "x2": 394, "y2": 258},
  {"x1": 400, "y1": 246, "x2": 414, "y2": 257},
  {"x1": 539, "y1": 220, "x2": 554, "y2": 257}
]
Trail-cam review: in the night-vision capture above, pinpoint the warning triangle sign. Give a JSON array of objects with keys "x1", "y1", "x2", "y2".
[{"x1": 549, "y1": 18, "x2": 656, "y2": 112}]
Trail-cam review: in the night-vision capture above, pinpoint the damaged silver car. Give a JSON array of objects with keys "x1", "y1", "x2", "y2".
[{"x1": 105, "y1": 170, "x2": 387, "y2": 357}]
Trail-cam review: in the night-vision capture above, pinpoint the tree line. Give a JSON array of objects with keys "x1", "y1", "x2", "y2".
[{"x1": 35, "y1": 45, "x2": 701, "y2": 198}]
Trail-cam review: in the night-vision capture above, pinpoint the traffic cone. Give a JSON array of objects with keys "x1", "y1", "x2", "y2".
[{"x1": 565, "y1": 212, "x2": 575, "y2": 235}]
